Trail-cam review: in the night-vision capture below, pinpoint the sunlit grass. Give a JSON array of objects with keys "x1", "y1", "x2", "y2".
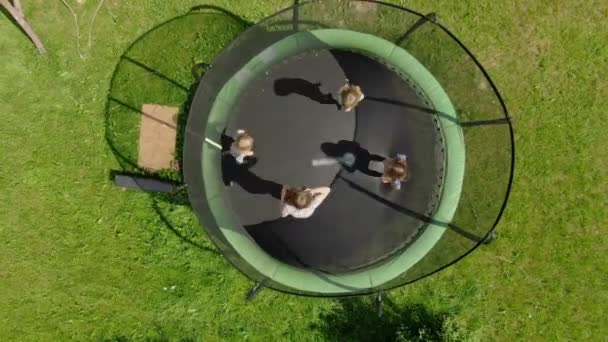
[{"x1": 0, "y1": 0, "x2": 606, "y2": 340}]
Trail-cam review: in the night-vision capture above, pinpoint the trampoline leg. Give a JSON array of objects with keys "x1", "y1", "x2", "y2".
[
  {"x1": 375, "y1": 292, "x2": 384, "y2": 318},
  {"x1": 483, "y1": 231, "x2": 498, "y2": 245},
  {"x1": 246, "y1": 282, "x2": 264, "y2": 301},
  {"x1": 292, "y1": 0, "x2": 300, "y2": 31},
  {"x1": 191, "y1": 62, "x2": 210, "y2": 81}
]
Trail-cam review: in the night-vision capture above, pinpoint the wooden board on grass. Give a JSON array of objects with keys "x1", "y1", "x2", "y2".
[{"x1": 138, "y1": 104, "x2": 178, "y2": 171}]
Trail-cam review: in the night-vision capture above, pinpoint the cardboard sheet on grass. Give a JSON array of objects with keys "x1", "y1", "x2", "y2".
[{"x1": 138, "y1": 104, "x2": 178, "y2": 171}]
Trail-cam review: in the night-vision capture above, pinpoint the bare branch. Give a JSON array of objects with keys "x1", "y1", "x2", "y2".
[
  {"x1": 11, "y1": 0, "x2": 22, "y2": 16},
  {"x1": 1, "y1": 0, "x2": 47, "y2": 53}
]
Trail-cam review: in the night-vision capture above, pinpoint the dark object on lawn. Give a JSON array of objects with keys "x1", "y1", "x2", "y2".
[
  {"x1": 114, "y1": 174, "x2": 176, "y2": 193},
  {"x1": 183, "y1": 0, "x2": 514, "y2": 297}
]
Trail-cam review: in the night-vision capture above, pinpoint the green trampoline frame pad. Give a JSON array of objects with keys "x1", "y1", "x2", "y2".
[{"x1": 201, "y1": 29, "x2": 465, "y2": 295}]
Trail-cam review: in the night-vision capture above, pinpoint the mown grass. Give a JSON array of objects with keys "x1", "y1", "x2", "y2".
[{"x1": 1, "y1": 0, "x2": 606, "y2": 340}]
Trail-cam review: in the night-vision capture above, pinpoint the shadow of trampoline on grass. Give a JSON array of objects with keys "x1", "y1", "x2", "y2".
[
  {"x1": 104, "y1": 8, "x2": 248, "y2": 180},
  {"x1": 312, "y1": 297, "x2": 466, "y2": 341},
  {"x1": 104, "y1": 7, "x2": 249, "y2": 253}
]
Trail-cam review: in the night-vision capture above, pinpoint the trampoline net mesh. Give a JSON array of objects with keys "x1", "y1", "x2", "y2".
[{"x1": 184, "y1": 0, "x2": 513, "y2": 295}]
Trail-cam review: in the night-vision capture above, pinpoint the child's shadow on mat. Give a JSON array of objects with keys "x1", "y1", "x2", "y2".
[
  {"x1": 274, "y1": 78, "x2": 340, "y2": 109},
  {"x1": 221, "y1": 133, "x2": 282, "y2": 199},
  {"x1": 321, "y1": 140, "x2": 385, "y2": 178}
]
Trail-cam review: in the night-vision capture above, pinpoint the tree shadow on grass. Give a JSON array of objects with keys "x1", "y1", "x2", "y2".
[
  {"x1": 104, "y1": 6, "x2": 249, "y2": 253},
  {"x1": 312, "y1": 297, "x2": 467, "y2": 342}
]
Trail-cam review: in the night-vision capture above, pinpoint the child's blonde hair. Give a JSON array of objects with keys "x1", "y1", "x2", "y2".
[
  {"x1": 234, "y1": 130, "x2": 254, "y2": 153},
  {"x1": 340, "y1": 85, "x2": 363, "y2": 110},
  {"x1": 384, "y1": 159, "x2": 408, "y2": 183}
]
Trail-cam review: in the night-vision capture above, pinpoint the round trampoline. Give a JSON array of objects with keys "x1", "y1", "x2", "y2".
[{"x1": 184, "y1": 0, "x2": 514, "y2": 296}]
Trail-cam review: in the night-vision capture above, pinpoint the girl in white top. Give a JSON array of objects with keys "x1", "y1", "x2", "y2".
[
  {"x1": 280, "y1": 186, "x2": 331, "y2": 219},
  {"x1": 338, "y1": 80, "x2": 365, "y2": 112},
  {"x1": 228, "y1": 129, "x2": 255, "y2": 164}
]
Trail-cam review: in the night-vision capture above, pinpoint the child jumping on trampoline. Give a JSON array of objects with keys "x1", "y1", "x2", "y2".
[
  {"x1": 338, "y1": 79, "x2": 365, "y2": 112},
  {"x1": 378, "y1": 154, "x2": 408, "y2": 190},
  {"x1": 225, "y1": 129, "x2": 255, "y2": 165},
  {"x1": 280, "y1": 186, "x2": 331, "y2": 219},
  {"x1": 315, "y1": 141, "x2": 408, "y2": 190}
]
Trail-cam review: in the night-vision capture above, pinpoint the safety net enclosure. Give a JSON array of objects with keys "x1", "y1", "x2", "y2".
[{"x1": 184, "y1": 0, "x2": 514, "y2": 296}]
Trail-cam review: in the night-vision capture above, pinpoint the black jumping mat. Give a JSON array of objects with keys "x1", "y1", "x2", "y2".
[{"x1": 224, "y1": 49, "x2": 443, "y2": 273}]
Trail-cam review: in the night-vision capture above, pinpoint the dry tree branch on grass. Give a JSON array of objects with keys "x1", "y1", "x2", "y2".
[
  {"x1": 1, "y1": 0, "x2": 46, "y2": 54},
  {"x1": 3, "y1": 0, "x2": 108, "y2": 58}
]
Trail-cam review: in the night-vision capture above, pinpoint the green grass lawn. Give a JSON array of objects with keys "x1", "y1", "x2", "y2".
[{"x1": 1, "y1": 0, "x2": 606, "y2": 340}]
